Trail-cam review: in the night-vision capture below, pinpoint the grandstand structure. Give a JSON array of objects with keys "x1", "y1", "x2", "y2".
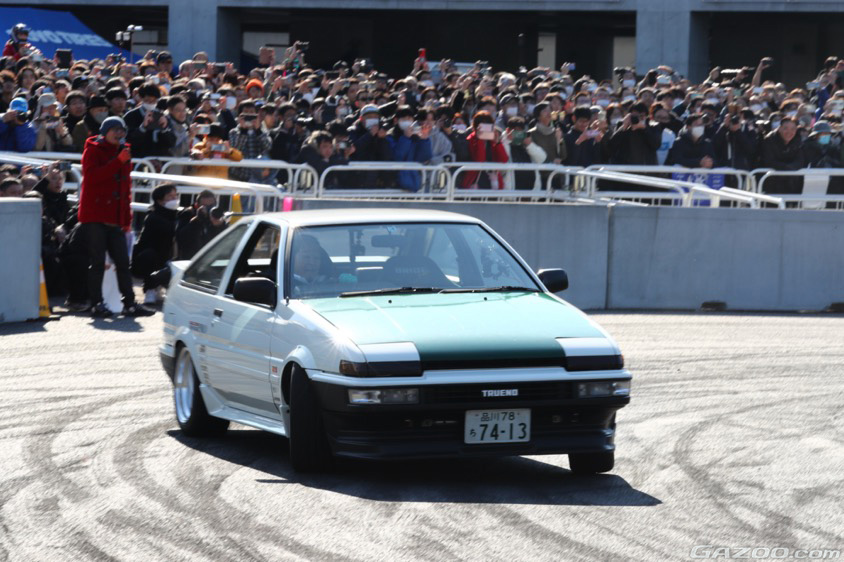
[{"x1": 6, "y1": 0, "x2": 844, "y2": 83}]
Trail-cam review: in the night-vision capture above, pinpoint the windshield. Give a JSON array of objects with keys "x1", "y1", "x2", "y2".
[{"x1": 288, "y1": 222, "x2": 539, "y2": 299}]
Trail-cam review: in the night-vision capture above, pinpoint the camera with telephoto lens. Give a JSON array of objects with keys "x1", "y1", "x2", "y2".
[{"x1": 630, "y1": 115, "x2": 640, "y2": 125}]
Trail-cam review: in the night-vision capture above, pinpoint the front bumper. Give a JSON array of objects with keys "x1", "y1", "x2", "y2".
[{"x1": 312, "y1": 379, "x2": 629, "y2": 460}]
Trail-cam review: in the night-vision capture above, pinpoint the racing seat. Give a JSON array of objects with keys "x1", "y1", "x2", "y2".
[{"x1": 382, "y1": 254, "x2": 449, "y2": 288}]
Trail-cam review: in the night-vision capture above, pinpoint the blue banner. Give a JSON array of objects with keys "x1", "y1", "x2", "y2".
[{"x1": 1, "y1": 7, "x2": 127, "y2": 62}]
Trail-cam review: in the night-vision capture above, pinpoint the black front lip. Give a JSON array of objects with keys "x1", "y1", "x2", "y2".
[{"x1": 313, "y1": 380, "x2": 629, "y2": 460}]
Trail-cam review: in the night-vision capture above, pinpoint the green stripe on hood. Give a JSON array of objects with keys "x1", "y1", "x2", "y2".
[{"x1": 305, "y1": 292, "x2": 604, "y2": 362}]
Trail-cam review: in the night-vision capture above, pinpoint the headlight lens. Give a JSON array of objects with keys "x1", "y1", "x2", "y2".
[
  {"x1": 339, "y1": 359, "x2": 422, "y2": 377},
  {"x1": 348, "y1": 388, "x2": 419, "y2": 405},
  {"x1": 576, "y1": 380, "x2": 631, "y2": 398}
]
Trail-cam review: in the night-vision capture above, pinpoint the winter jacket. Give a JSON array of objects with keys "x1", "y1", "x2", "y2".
[
  {"x1": 0, "y1": 117, "x2": 36, "y2": 152},
  {"x1": 78, "y1": 136, "x2": 132, "y2": 228},
  {"x1": 462, "y1": 132, "x2": 508, "y2": 189},
  {"x1": 528, "y1": 124, "x2": 566, "y2": 163},
  {"x1": 503, "y1": 138, "x2": 546, "y2": 190},
  {"x1": 133, "y1": 203, "x2": 178, "y2": 267},
  {"x1": 606, "y1": 125, "x2": 661, "y2": 165},
  {"x1": 124, "y1": 106, "x2": 176, "y2": 158},
  {"x1": 564, "y1": 129, "x2": 602, "y2": 167},
  {"x1": 190, "y1": 139, "x2": 243, "y2": 179},
  {"x1": 713, "y1": 124, "x2": 758, "y2": 170},
  {"x1": 666, "y1": 132, "x2": 716, "y2": 168},
  {"x1": 385, "y1": 130, "x2": 433, "y2": 192},
  {"x1": 33, "y1": 179, "x2": 71, "y2": 227}
]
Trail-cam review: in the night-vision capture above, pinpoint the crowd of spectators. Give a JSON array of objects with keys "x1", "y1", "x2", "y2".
[
  {"x1": 4, "y1": 24, "x2": 844, "y2": 193},
  {"x1": 5, "y1": 21, "x2": 844, "y2": 312}
]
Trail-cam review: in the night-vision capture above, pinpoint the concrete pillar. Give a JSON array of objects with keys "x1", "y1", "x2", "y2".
[
  {"x1": 636, "y1": 1, "x2": 709, "y2": 82},
  {"x1": 168, "y1": 0, "x2": 239, "y2": 64}
]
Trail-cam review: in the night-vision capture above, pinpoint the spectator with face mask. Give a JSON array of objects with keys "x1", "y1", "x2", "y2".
[
  {"x1": 70, "y1": 95, "x2": 109, "y2": 152},
  {"x1": 0, "y1": 97, "x2": 36, "y2": 152},
  {"x1": 759, "y1": 117, "x2": 805, "y2": 194},
  {"x1": 296, "y1": 130, "x2": 352, "y2": 181},
  {"x1": 348, "y1": 104, "x2": 392, "y2": 187},
  {"x1": 804, "y1": 121, "x2": 841, "y2": 169},
  {"x1": 502, "y1": 116, "x2": 546, "y2": 190},
  {"x1": 166, "y1": 95, "x2": 197, "y2": 157},
  {"x1": 125, "y1": 83, "x2": 176, "y2": 158},
  {"x1": 384, "y1": 105, "x2": 433, "y2": 192},
  {"x1": 666, "y1": 113, "x2": 716, "y2": 168},
  {"x1": 131, "y1": 183, "x2": 180, "y2": 305}
]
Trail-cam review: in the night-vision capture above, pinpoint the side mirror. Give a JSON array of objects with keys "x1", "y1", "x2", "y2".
[
  {"x1": 537, "y1": 269, "x2": 568, "y2": 293},
  {"x1": 233, "y1": 277, "x2": 277, "y2": 307}
]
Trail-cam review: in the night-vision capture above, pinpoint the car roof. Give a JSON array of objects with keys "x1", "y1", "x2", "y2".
[{"x1": 251, "y1": 208, "x2": 485, "y2": 228}]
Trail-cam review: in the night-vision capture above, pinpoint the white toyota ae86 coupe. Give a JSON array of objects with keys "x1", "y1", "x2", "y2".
[{"x1": 160, "y1": 209, "x2": 631, "y2": 473}]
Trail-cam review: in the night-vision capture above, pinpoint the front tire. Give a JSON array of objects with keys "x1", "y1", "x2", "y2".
[
  {"x1": 173, "y1": 346, "x2": 229, "y2": 437},
  {"x1": 568, "y1": 451, "x2": 615, "y2": 474},
  {"x1": 288, "y1": 364, "x2": 331, "y2": 472}
]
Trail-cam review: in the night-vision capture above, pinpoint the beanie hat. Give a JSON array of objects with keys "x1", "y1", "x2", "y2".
[
  {"x1": 245, "y1": 79, "x2": 264, "y2": 94},
  {"x1": 99, "y1": 116, "x2": 127, "y2": 135},
  {"x1": 88, "y1": 95, "x2": 108, "y2": 110},
  {"x1": 812, "y1": 120, "x2": 832, "y2": 135}
]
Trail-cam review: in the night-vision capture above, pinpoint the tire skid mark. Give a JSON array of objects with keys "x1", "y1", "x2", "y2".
[
  {"x1": 672, "y1": 392, "x2": 842, "y2": 545},
  {"x1": 109, "y1": 417, "x2": 357, "y2": 562}
]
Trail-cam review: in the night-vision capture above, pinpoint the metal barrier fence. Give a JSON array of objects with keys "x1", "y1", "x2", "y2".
[{"x1": 8, "y1": 150, "x2": 844, "y2": 210}]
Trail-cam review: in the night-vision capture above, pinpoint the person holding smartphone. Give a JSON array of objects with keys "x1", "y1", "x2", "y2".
[
  {"x1": 124, "y1": 83, "x2": 175, "y2": 157},
  {"x1": 385, "y1": 105, "x2": 432, "y2": 192},
  {"x1": 34, "y1": 93, "x2": 73, "y2": 151},
  {"x1": 462, "y1": 111, "x2": 508, "y2": 189},
  {"x1": 228, "y1": 100, "x2": 272, "y2": 183},
  {"x1": 190, "y1": 123, "x2": 243, "y2": 179},
  {"x1": 564, "y1": 106, "x2": 603, "y2": 167}
]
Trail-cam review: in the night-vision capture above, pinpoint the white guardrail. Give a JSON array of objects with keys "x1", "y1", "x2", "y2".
[{"x1": 12, "y1": 151, "x2": 844, "y2": 209}]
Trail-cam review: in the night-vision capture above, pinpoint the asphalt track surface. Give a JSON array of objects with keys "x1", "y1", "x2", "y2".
[{"x1": 1, "y1": 309, "x2": 842, "y2": 561}]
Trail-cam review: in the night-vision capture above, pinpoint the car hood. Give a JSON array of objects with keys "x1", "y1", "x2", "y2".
[{"x1": 305, "y1": 292, "x2": 605, "y2": 363}]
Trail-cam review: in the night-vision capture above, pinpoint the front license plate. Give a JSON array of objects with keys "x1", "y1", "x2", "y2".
[{"x1": 464, "y1": 409, "x2": 531, "y2": 444}]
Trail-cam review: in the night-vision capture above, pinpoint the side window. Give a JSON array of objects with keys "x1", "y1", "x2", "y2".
[
  {"x1": 182, "y1": 224, "x2": 248, "y2": 292},
  {"x1": 225, "y1": 223, "x2": 282, "y2": 294}
]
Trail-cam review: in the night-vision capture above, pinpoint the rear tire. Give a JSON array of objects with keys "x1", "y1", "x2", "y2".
[
  {"x1": 173, "y1": 346, "x2": 229, "y2": 437},
  {"x1": 568, "y1": 451, "x2": 614, "y2": 474},
  {"x1": 288, "y1": 364, "x2": 331, "y2": 472}
]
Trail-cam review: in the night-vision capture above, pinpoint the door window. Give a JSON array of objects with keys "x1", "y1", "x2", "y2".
[{"x1": 182, "y1": 224, "x2": 249, "y2": 293}]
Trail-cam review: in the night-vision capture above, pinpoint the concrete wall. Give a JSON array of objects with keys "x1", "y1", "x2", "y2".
[
  {"x1": 0, "y1": 199, "x2": 42, "y2": 323},
  {"x1": 297, "y1": 200, "x2": 610, "y2": 310},
  {"x1": 608, "y1": 207, "x2": 844, "y2": 311},
  {"x1": 296, "y1": 200, "x2": 844, "y2": 311}
]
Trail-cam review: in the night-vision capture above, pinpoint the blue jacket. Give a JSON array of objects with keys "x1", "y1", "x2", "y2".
[
  {"x1": 0, "y1": 119, "x2": 36, "y2": 152},
  {"x1": 386, "y1": 132, "x2": 432, "y2": 192}
]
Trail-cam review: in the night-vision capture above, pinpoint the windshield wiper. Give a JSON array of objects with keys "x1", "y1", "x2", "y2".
[
  {"x1": 339, "y1": 287, "x2": 442, "y2": 298},
  {"x1": 439, "y1": 286, "x2": 540, "y2": 294}
]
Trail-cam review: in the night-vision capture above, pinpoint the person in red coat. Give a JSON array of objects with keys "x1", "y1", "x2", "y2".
[
  {"x1": 462, "y1": 111, "x2": 508, "y2": 189},
  {"x1": 79, "y1": 116, "x2": 154, "y2": 317}
]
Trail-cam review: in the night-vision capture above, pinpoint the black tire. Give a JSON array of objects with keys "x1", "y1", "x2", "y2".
[
  {"x1": 288, "y1": 364, "x2": 332, "y2": 472},
  {"x1": 568, "y1": 451, "x2": 615, "y2": 474},
  {"x1": 173, "y1": 346, "x2": 229, "y2": 437}
]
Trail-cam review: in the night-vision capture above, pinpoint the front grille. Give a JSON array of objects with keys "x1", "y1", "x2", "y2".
[{"x1": 424, "y1": 381, "x2": 571, "y2": 404}]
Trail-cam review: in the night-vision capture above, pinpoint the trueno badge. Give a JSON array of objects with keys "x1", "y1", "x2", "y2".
[{"x1": 482, "y1": 389, "x2": 519, "y2": 397}]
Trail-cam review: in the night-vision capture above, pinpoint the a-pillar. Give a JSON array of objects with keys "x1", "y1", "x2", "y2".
[{"x1": 636, "y1": 1, "x2": 709, "y2": 82}]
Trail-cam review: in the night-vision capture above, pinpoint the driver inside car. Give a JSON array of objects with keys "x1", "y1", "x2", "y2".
[{"x1": 290, "y1": 234, "x2": 334, "y2": 294}]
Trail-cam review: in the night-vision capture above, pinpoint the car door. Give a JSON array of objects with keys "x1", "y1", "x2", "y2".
[
  {"x1": 205, "y1": 221, "x2": 284, "y2": 418},
  {"x1": 178, "y1": 222, "x2": 251, "y2": 387}
]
